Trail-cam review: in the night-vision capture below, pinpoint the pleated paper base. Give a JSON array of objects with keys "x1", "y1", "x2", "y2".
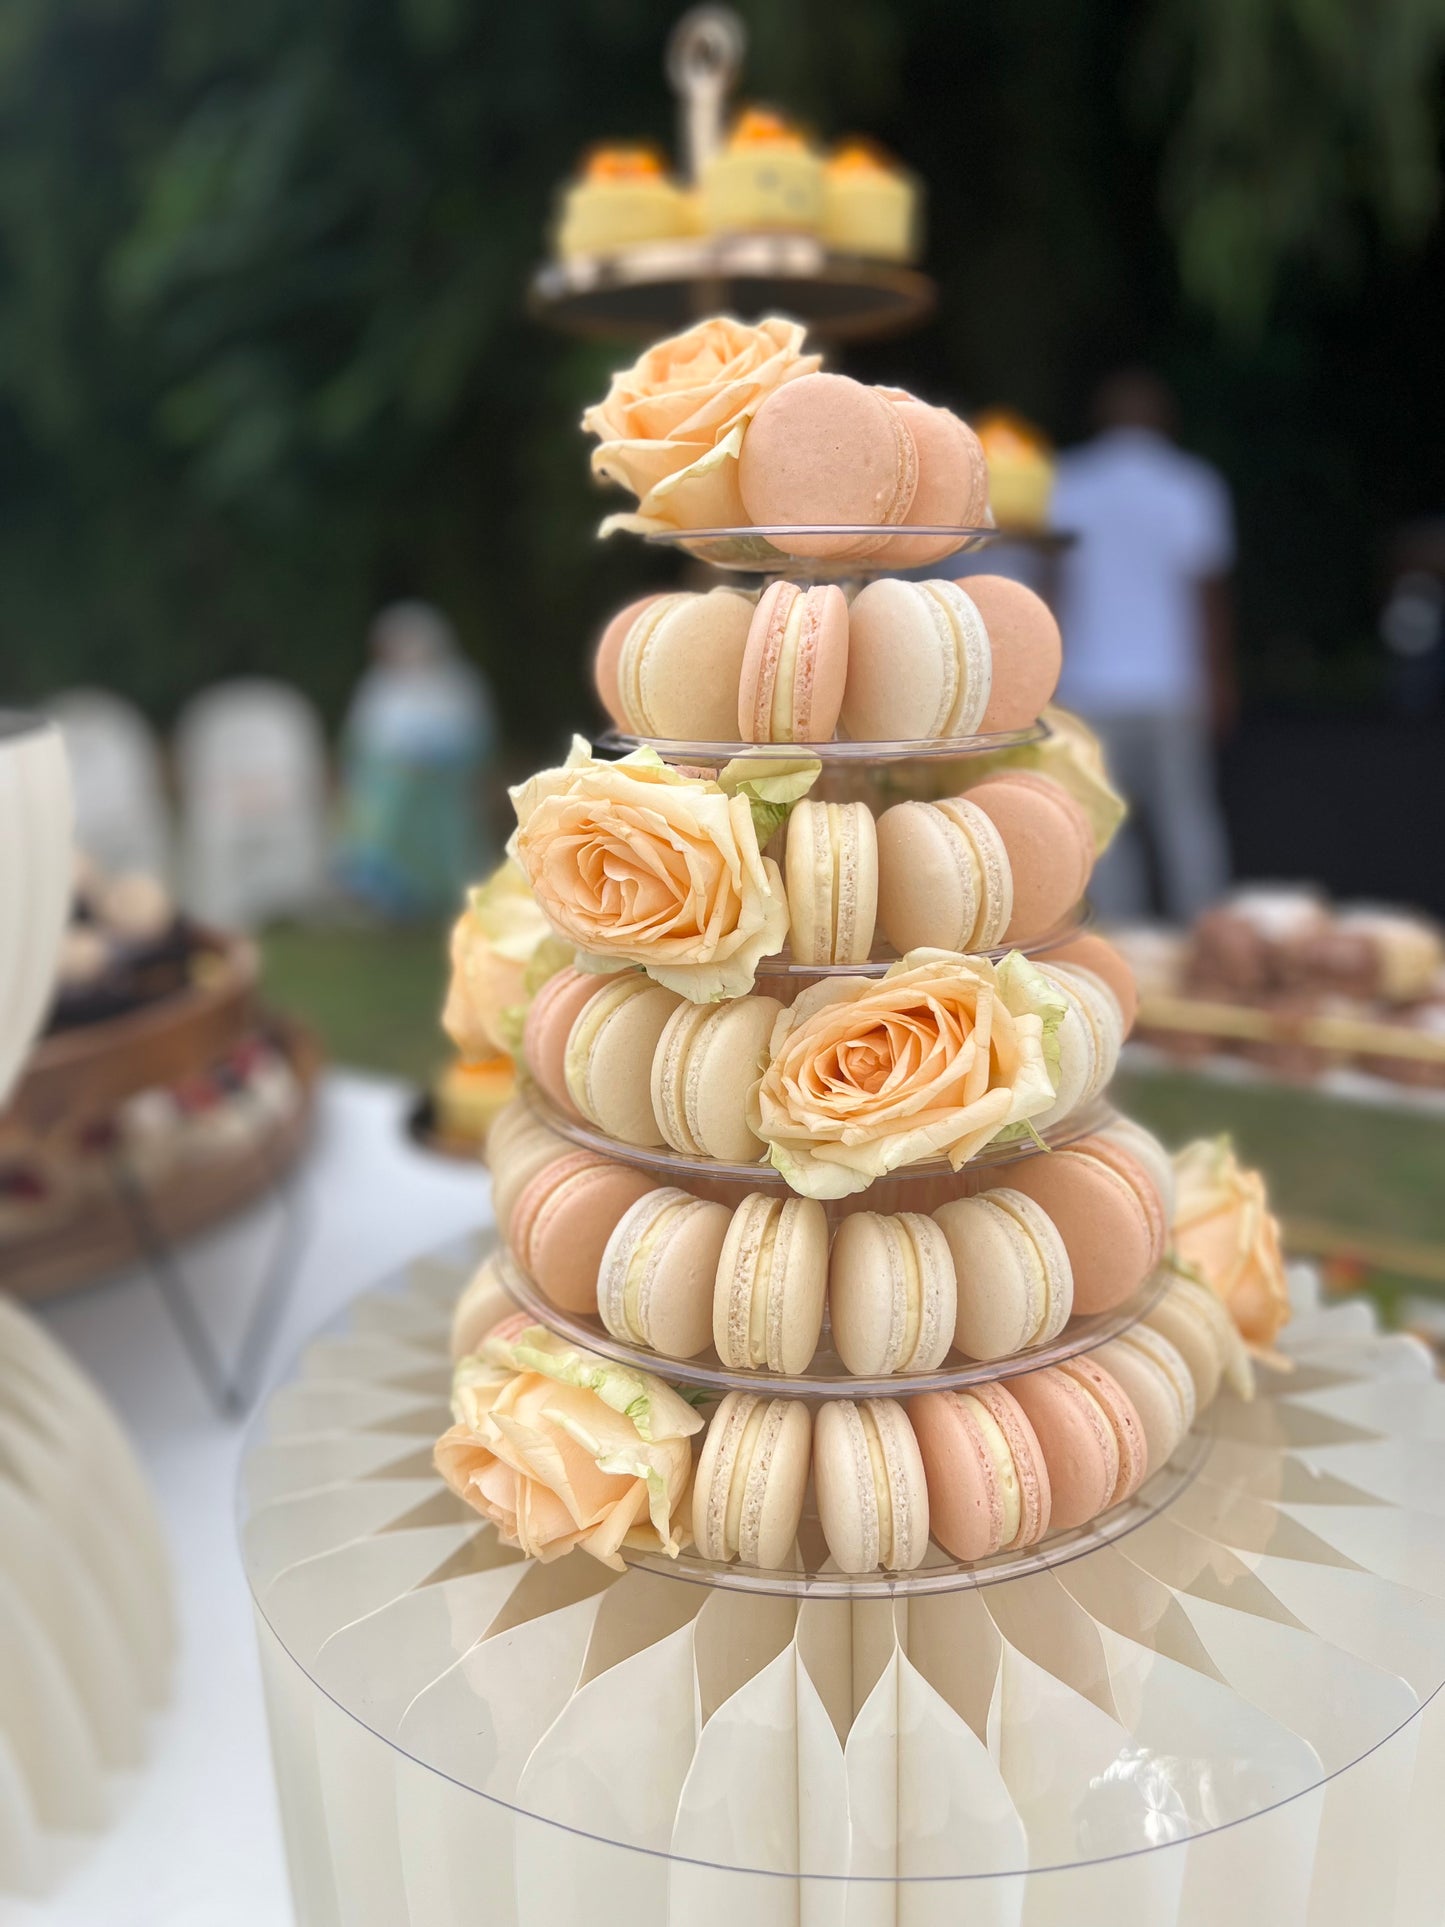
[
  {"x1": 241, "y1": 1239, "x2": 1445, "y2": 1926},
  {"x1": 0, "y1": 1297, "x2": 174, "y2": 1897}
]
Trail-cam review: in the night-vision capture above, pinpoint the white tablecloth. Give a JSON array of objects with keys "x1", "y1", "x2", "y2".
[{"x1": 7, "y1": 1071, "x2": 494, "y2": 1927}]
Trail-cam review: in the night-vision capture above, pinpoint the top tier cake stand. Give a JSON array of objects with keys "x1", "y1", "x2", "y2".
[{"x1": 530, "y1": 10, "x2": 938, "y2": 343}]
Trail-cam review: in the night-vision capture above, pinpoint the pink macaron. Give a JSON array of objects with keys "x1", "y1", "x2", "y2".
[
  {"x1": 910, "y1": 1382, "x2": 1052, "y2": 1562},
  {"x1": 521, "y1": 967, "x2": 598, "y2": 1120},
  {"x1": 994, "y1": 1134, "x2": 1167, "y2": 1316},
  {"x1": 508, "y1": 1149, "x2": 655, "y2": 1315},
  {"x1": 966, "y1": 771, "x2": 1094, "y2": 943},
  {"x1": 967, "y1": 579, "x2": 1063, "y2": 733},
  {"x1": 738, "y1": 374, "x2": 918, "y2": 559},
  {"x1": 738, "y1": 580, "x2": 849, "y2": 742},
  {"x1": 1010, "y1": 1356, "x2": 1148, "y2": 1531}
]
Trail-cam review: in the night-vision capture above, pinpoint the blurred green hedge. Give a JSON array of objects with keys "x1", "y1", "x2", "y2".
[{"x1": 0, "y1": 0, "x2": 1441, "y2": 747}]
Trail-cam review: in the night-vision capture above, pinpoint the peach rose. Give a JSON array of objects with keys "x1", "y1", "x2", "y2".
[
  {"x1": 509, "y1": 739, "x2": 790, "y2": 1002},
  {"x1": 435, "y1": 1319, "x2": 702, "y2": 1569},
  {"x1": 1172, "y1": 1138, "x2": 1291, "y2": 1347},
  {"x1": 443, "y1": 858, "x2": 571, "y2": 1059},
  {"x1": 581, "y1": 315, "x2": 820, "y2": 535},
  {"x1": 750, "y1": 949, "x2": 1065, "y2": 1199}
]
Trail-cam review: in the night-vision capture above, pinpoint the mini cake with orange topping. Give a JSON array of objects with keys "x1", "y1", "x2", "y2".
[
  {"x1": 821, "y1": 140, "x2": 918, "y2": 261},
  {"x1": 700, "y1": 108, "x2": 824, "y2": 235},
  {"x1": 555, "y1": 145, "x2": 695, "y2": 259},
  {"x1": 973, "y1": 411, "x2": 1057, "y2": 532}
]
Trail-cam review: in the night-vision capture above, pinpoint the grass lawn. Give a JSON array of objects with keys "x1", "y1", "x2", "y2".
[
  {"x1": 259, "y1": 921, "x2": 453, "y2": 1085},
  {"x1": 256, "y1": 922, "x2": 1445, "y2": 1316}
]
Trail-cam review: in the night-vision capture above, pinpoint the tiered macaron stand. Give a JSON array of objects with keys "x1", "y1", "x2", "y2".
[{"x1": 240, "y1": 535, "x2": 1445, "y2": 1924}]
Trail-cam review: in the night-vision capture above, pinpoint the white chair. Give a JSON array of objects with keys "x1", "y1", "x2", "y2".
[
  {"x1": 176, "y1": 679, "x2": 330, "y2": 928},
  {"x1": 43, "y1": 688, "x2": 172, "y2": 884}
]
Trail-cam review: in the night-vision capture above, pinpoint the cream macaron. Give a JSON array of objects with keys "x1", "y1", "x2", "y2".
[
  {"x1": 450, "y1": 1250, "x2": 522, "y2": 1360},
  {"x1": 785, "y1": 801, "x2": 879, "y2": 963},
  {"x1": 651, "y1": 994, "x2": 781, "y2": 1164},
  {"x1": 692, "y1": 1391, "x2": 813, "y2": 1568},
  {"x1": 611, "y1": 588, "x2": 755, "y2": 739},
  {"x1": 597, "y1": 1186, "x2": 733, "y2": 1359},
  {"x1": 1097, "y1": 1114, "x2": 1175, "y2": 1221},
  {"x1": 910, "y1": 1382, "x2": 1052, "y2": 1562},
  {"x1": 564, "y1": 975, "x2": 683, "y2": 1146},
  {"x1": 1093, "y1": 1326, "x2": 1197, "y2": 1470},
  {"x1": 932, "y1": 1187, "x2": 1074, "y2": 1362},
  {"x1": 1144, "y1": 1272, "x2": 1254, "y2": 1410},
  {"x1": 1032, "y1": 960, "x2": 1125, "y2": 1130},
  {"x1": 829, "y1": 1210, "x2": 957, "y2": 1375},
  {"x1": 713, "y1": 1192, "x2": 829, "y2": 1374},
  {"x1": 874, "y1": 794, "x2": 1013, "y2": 955},
  {"x1": 737, "y1": 374, "x2": 918, "y2": 561},
  {"x1": 814, "y1": 1397, "x2": 930, "y2": 1572},
  {"x1": 738, "y1": 580, "x2": 850, "y2": 743},
  {"x1": 841, "y1": 577, "x2": 993, "y2": 743}
]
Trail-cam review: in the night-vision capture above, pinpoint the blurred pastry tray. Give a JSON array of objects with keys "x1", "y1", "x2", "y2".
[
  {"x1": 9, "y1": 925, "x2": 261, "y2": 1135},
  {"x1": 530, "y1": 233, "x2": 936, "y2": 342},
  {"x1": 405, "y1": 1091, "x2": 486, "y2": 1165},
  {"x1": 1, "y1": 1015, "x2": 321, "y2": 1304}
]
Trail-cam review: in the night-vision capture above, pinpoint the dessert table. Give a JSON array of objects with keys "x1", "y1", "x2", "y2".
[{"x1": 6, "y1": 1070, "x2": 494, "y2": 1927}]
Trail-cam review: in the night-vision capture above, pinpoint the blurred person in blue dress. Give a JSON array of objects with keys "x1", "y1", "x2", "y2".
[
  {"x1": 337, "y1": 601, "x2": 497, "y2": 919},
  {"x1": 1052, "y1": 370, "x2": 1236, "y2": 923}
]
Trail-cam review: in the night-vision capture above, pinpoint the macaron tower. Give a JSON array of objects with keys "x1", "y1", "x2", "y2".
[{"x1": 437, "y1": 314, "x2": 1262, "y2": 1594}]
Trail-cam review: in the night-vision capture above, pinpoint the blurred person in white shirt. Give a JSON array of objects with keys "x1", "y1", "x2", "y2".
[{"x1": 1052, "y1": 370, "x2": 1236, "y2": 922}]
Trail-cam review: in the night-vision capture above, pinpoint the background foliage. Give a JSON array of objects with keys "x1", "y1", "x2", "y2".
[{"x1": 0, "y1": 0, "x2": 1442, "y2": 750}]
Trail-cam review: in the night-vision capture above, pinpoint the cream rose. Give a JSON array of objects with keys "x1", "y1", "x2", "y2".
[
  {"x1": 1172, "y1": 1138, "x2": 1291, "y2": 1347},
  {"x1": 509, "y1": 739, "x2": 790, "y2": 1002},
  {"x1": 750, "y1": 949, "x2": 1065, "y2": 1199},
  {"x1": 581, "y1": 315, "x2": 820, "y2": 535},
  {"x1": 435, "y1": 1319, "x2": 702, "y2": 1570},
  {"x1": 442, "y1": 858, "x2": 571, "y2": 1059}
]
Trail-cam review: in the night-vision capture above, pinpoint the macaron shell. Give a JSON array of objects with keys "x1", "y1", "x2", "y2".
[
  {"x1": 997, "y1": 1137, "x2": 1161, "y2": 1316},
  {"x1": 621, "y1": 589, "x2": 754, "y2": 739},
  {"x1": 815, "y1": 1397, "x2": 929, "y2": 1572},
  {"x1": 967, "y1": 577, "x2": 1063, "y2": 732},
  {"x1": 875, "y1": 393, "x2": 988, "y2": 567},
  {"x1": 1093, "y1": 1329, "x2": 1196, "y2": 1471},
  {"x1": 911, "y1": 1382, "x2": 1050, "y2": 1561},
  {"x1": 594, "y1": 593, "x2": 664, "y2": 727},
  {"x1": 510, "y1": 1152, "x2": 655, "y2": 1313},
  {"x1": 1045, "y1": 934, "x2": 1139, "y2": 1035},
  {"x1": 1009, "y1": 1364, "x2": 1120, "y2": 1531},
  {"x1": 738, "y1": 374, "x2": 918, "y2": 560},
  {"x1": 967, "y1": 771, "x2": 1094, "y2": 942},
  {"x1": 522, "y1": 968, "x2": 601, "y2": 1119},
  {"x1": 597, "y1": 1188, "x2": 731, "y2": 1358},
  {"x1": 567, "y1": 978, "x2": 681, "y2": 1146}
]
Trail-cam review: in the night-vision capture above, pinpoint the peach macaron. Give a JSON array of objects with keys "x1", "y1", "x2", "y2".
[
  {"x1": 993, "y1": 1133, "x2": 1167, "y2": 1316},
  {"x1": 738, "y1": 374, "x2": 918, "y2": 559},
  {"x1": 508, "y1": 1149, "x2": 655, "y2": 1314},
  {"x1": 522, "y1": 967, "x2": 604, "y2": 1119},
  {"x1": 966, "y1": 770, "x2": 1094, "y2": 943},
  {"x1": 1010, "y1": 1356, "x2": 1149, "y2": 1530}
]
